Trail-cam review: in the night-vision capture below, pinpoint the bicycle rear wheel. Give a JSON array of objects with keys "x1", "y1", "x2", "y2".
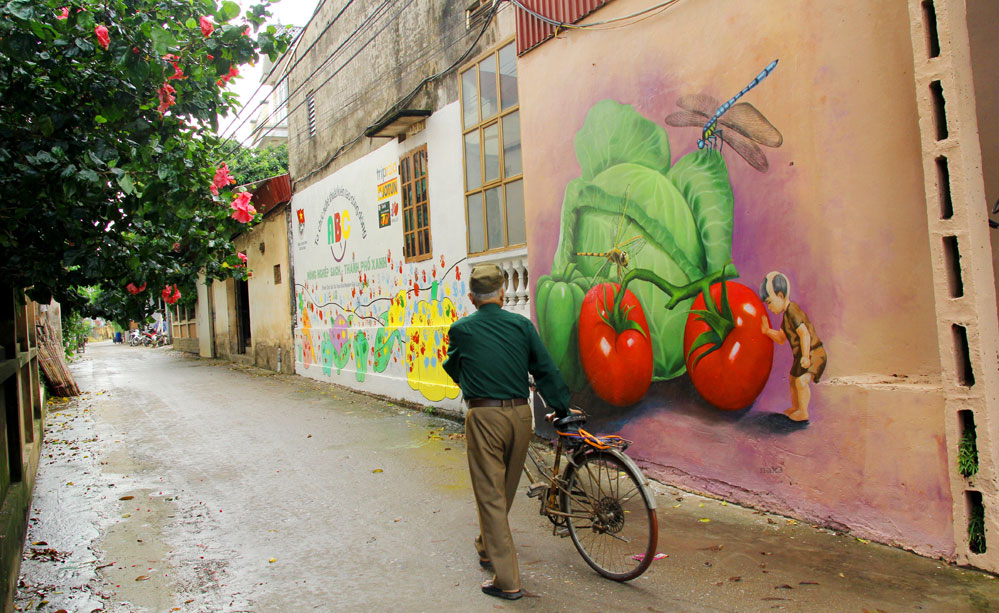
[{"x1": 561, "y1": 449, "x2": 658, "y2": 581}]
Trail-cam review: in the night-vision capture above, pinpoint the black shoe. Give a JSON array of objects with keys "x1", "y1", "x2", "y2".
[{"x1": 482, "y1": 583, "x2": 523, "y2": 600}]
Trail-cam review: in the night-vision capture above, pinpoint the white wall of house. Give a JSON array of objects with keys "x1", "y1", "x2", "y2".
[{"x1": 291, "y1": 102, "x2": 474, "y2": 411}]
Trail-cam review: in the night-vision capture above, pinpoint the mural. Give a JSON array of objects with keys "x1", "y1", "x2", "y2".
[
  {"x1": 291, "y1": 123, "x2": 471, "y2": 405},
  {"x1": 296, "y1": 248, "x2": 468, "y2": 402},
  {"x1": 535, "y1": 61, "x2": 827, "y2": 423}
]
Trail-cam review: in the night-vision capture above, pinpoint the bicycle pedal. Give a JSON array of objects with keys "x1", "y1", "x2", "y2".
[
  {"x1": 555, "y1": 527, "x2": 570, "y2": 538},
  {"x1": 526, "y1": 483, "x2": 547, "y2": 499}
]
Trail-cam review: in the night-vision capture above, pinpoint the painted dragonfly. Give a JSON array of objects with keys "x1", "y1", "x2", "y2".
[
  {"x1": 665, "y1": 59, "x2": 783, "y2": 172},
  {"x1": 576, "y1": 189, "x2": 646, "y2": 283}
]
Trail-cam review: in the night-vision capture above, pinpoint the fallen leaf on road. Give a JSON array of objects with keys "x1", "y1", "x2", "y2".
[
  {"x1": 122, "y1": 513, "x2": 131, "y2": 518},
  {"x1": 135, "y1": 575, "x2": 149, "y2": 581},
  {"x1": 775, "y1": 584, "x2": 793, "y2": 589},
  {"x1": 856, "y1": 538, "x2": 870, "y2": 544},
  {"x1": 799, "y1": 581, "x2": 819, "y2": 585},
  {"x1": 120, "y1": 496, "x2": 134, "y2": 500},
  {"x1": 31, "y1": 541, "x2": 47, "y2": 546},
  {"x1": 372, "y1": 469, "x2": 383, "y2": 473},
  {"x1": 702, "y1": 544, "x2": 724, "y2": 551},
  {"x1": 729, "y1": 576, "x2": 741, "y2": 582},
  {"x1": 699, "y1": 518, "x2": 711, "y2": 523},
  {"x1": 393, "y1": 517, "x2": 402, "y2": 522},
  {"x1": 631, "y1": 552, "x2": 668, "y2": 561},
  {"x1": 269, "y1": 558, "x2": 276, "y2": 563}
]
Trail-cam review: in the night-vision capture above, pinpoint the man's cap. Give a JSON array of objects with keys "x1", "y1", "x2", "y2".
[{"x1": 469, "y1": 263, "x2": 504, "y2": 294}]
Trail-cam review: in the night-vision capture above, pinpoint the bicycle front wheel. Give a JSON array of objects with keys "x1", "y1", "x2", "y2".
[{"x1": 561, "y1": 450, "x2": 658, "y2": 581}]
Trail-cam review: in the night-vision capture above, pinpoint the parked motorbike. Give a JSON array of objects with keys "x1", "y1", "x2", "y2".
[{"x1": 141, "y1": 327, "x2": 165, "y2": 347}]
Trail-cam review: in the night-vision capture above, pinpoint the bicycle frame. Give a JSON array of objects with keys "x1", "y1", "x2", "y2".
[{"x1": 523, "y1": 437, "x2": 603, "y2": 531}]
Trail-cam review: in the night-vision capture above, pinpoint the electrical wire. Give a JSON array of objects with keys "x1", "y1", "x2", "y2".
[
  {"x1": 292, "y1": 0, "x2": 506, "y2": 186},
  {"x1": 507, "y1": 0, "x2": 681, "y2": 30},
  {"x1": 217, "y1": 0, "x2": 327, "y2": 142},
  {"x1": 214, "y1": 0, "x2": 396, "y2": 159},
  {"x1": 218, "y1": 0, "x2": 408, "y2": 160},
  {"x1": 289, "y1": 8, "x2": 495, "y2": 144},
  {"x1": 216, "y1": 0, "x2": 362, "y2": 147}
]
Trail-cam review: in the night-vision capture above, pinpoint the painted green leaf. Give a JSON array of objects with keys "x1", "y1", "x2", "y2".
[
  {"x1": 589, "y1": 162, "x2": 705, "y2": 278},
  {"x1": 556, "y1": 180, "x2": 694, "y2": 380},
  {"x1": 574, "y1": 100, "x2": 671, "y2": 181},
  {"x1": 667, "y1": 149, "x2": 734, "y2": 274}
]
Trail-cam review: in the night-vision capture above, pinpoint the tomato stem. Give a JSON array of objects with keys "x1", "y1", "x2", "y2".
[{"x1": 614, "y1": 263, "x2": 738, "y2": 315}]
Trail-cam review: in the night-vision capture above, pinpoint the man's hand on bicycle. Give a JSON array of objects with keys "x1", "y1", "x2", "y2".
[{"x1": 546, "y1": 407, "x2": 584, "y2": 424}]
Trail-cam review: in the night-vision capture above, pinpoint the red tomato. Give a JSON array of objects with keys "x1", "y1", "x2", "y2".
[
  {"x1": 683, "y1": 281, "x2": 773, "y2": 410},
  {"x1": 578, "y1": 283, "x2": 653, "y2": 406}
]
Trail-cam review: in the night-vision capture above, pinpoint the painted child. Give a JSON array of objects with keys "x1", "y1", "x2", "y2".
[{"x1": 759, "y1": 271, "x2": 827, "y2": 422}]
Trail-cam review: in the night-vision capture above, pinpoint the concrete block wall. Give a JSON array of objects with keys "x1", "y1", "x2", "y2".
[{"x1": 906, "y1": 0, "x2": 999, "y2": 571}]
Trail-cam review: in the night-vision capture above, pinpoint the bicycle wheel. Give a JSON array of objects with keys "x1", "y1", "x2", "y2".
[{"x1": 561, "y1": 449, "x2": 658, "y2": 581}]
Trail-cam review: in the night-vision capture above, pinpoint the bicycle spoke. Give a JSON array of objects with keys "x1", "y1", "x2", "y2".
[{"x1": 561, "y1": 451, "x2": 657, "y2": 581}]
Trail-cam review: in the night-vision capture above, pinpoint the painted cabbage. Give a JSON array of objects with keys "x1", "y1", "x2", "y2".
[{"x1": 539, "y1": 100, "x2": 736, "y2": 383}]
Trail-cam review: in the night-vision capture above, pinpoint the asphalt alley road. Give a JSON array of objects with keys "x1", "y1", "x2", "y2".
[{"x1": 14, "y1": 342, "x2": 999, "y2": 612}]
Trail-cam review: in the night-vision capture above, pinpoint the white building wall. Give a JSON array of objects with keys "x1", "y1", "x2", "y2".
[{"x1": 291, "y1": 102, "x2": 473, "y2": 411}]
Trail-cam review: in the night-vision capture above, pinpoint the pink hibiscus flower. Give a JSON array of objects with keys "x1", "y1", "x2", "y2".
[
  {"x1": 216, "y1": 65, "x2": 239, "y2": 87},
  {"x1": 56, "y1": 7, "x2": 69, "y2": 20},
  {"x1": 157, "y1": 83, "x2": 176, "y2": 114},
  {"x1": 126, "y1": 282, "x2": 146, "y2": 295},
  {"x1": 95, "y1": 25, "x2": 110, "y2": 50},
  {"x1": 237, "y1": 252, "x2": 247, "y2": 266},
  {"x1": 230, "y1": 192, "x2": 256, "y2": 223},
  {"x1": 210, "y1": 163, "x2": 236, "y2": 195},
  {"x1": 167, "y1": 62, "x2": 185, "y2": 81},
  {"x1": 199, "y1": 16, "x2": 214, "y2": 37},
  {"x1": 162, "y1": 284, "x2": 181, "y2": 305}
]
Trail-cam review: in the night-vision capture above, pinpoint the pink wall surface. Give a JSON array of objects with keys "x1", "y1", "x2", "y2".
[{"x1": 520, "y1": 0, "x2": 954, "y2": 556}]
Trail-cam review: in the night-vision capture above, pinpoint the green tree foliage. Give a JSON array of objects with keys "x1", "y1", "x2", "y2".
[
  {"x1": 227, "y1": 142, "x2": 288, "y2": 186},
  {"x1": 0, "y1": 0, "x2": 290, "y2": 318}
]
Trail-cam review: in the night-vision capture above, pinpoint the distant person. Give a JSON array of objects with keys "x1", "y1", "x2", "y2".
[{"x1": 442, "y1": 263, "x2": 571, "y2": 601}]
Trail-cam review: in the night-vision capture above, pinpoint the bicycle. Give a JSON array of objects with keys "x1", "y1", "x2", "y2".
[{"x1": 523, "y1": 392, "x2": 659, "y2": 581}]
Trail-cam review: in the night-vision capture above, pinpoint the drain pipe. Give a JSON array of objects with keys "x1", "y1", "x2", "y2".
[{"x1": 277, "y1": 346, "x2": 282, "y2": 373}]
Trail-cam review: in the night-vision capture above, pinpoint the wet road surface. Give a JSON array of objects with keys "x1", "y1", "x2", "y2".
[{"x1": 14, "y1": 342, "x2": 999, "y2": 612}]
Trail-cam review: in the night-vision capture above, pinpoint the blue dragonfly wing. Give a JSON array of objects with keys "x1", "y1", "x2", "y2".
[
  {"x1": 665, "y1": 109, "x2": 708, "y2": 128},
  {"x1": 720, "y1": 128, "x2": 769, "y2": 172},
  {"x1": 717, "y1": 102, "x2": 783, "y2": 147},
  {"x1": 676, "y1": 94, "x2": 721, "y2": 115}
]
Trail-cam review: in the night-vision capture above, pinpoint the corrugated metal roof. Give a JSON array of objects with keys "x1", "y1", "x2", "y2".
[{"x1": 515, "y1": 0, "x2": 613, "y2": 55}]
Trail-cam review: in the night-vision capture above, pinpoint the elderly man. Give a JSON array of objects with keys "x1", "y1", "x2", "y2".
[{"x1": 442, "y1": 263, "x2": 571, "y2": 600}]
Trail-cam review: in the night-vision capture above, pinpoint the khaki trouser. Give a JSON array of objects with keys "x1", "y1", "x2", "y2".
[{"x1": 466, "y1": 402, "x2": 533, "y2": 591}]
